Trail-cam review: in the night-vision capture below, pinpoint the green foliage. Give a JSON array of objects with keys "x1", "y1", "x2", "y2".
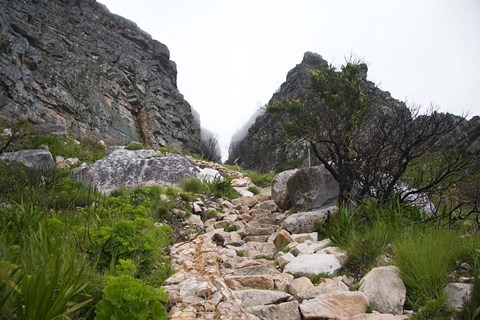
[
  {"x1": 84, "y1": 217, "x2": 172, "y2": 272},
  {"x1": 0, "y1": 164, "x2": 175, "y2": 319},
  {"x1": 158, "y1": 144, "x2": 182, "y2": 155},
  {"x1": 248, "y1": 185, "x2": 261, "y2": 195},
  {"x1": 125, "y1": 141, "x2": 145, "y2": 150},
  {"x1": 0, "y1": 215, "x2": 95, "y2": 320},
  {"x1": 180, "y1": 177, "x2": 208, "y2": 194},
  {"x1": 95, "y1": 275, "x2": 168, "y2": 320},
  {"x1": 205, "y1": 175, "x2": 240, "y2": 199},
  {"x1": 395, "y1": 227, "x2": 473, "y2": 310},
  {"x1": 0, "y1": 162, "x2": 100, "y2": 210},
  {"x1": 28, "y1": 135, "x2": 106, "y2": 163},
  {"x1": 310, "y1": 273, "x2": 331, "y2": 285}
]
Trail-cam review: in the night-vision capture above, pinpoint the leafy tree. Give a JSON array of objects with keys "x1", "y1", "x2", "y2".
[{"x1": 267, "y1": 61, "x2": 470, "y2": 207}]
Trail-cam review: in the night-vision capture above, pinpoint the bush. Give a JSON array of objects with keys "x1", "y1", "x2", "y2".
[
  {"x1": 95, "y1": 275, "x2": 167, "y2": 320},
  {"x1": 205, "y1": 175, "x2": 240, "y2": 199},
  {"x1": 180, "y1": 177, "x2": 208, "y2": 194},
  {"x1": 248, "y1": 185, "x2": 261, "y2": 195},
  {"x1": 125, "y1": 141, "x2": 144, "y2": 150},
  {"x1": 395, "y1": 227, "x2": 471, "y2": 311},
  {"x1": 84, "y1": 217, "x2": 172, "y2": 272}
]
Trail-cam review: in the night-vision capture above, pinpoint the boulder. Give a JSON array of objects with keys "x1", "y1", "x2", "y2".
[
  {"x1": 276, "y1": 252, "x2": 295, "y2": 270},
  {"x1": 287, "y1": 166, "x2": 339, "y2": 211},
  {"x1": 359, "y1": 266, "x2": 406, "y2": 315},
  {"x1": 247, "y1": 301, "x2": 301, "y2": 320},
  {"x1": 299, "y1": 291, "x2": 369, "y2": 319},
  {"x1": 234, "y1": 289, "x2": 292, "y2": 309},
  {"x1": 71, "y1": 149, "x2": 199, "y2": 193},
  {"x1": 443, "y1": 282, "x2": 473, "y2": 312},
  {"x1": 283, "y1": 206, "x2": 338, "y2": 234},
  {"x1": 0, "y1": 149, "x2": 55, "y2": 170},
  {"x1": 283, "y1": 253, "x2": 341, "y2": 278},
  {"x1": 271, "y1": 169, "x2": 298, "y2": 210}
]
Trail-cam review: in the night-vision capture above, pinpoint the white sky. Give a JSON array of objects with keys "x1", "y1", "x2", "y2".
[{"x1": 98, "y1": 0, "x2": 480, "y2": 159}]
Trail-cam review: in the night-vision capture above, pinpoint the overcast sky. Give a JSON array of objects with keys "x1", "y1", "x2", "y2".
[{"x1": 98, "y1": 0, "x2": 480, "y2": 159}]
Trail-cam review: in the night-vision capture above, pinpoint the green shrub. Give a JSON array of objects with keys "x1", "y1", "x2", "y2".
[
  {"x1": 395, "y1": 226, "x2": 470, "y2": 310},
  {"x1": 180, "y1": 177, "x2": 208, "y2": 194},
  {"x1": 205, "y1": 175, "x2": 240, "y2": 199},
  {"x1": 310, "y1": 273, "x2": 331, "y2": 285},
  {"x1": 248, "y1": 185, "x2": 261, "y2": 195},
  {"x1": 84, "y1": 217, "x2": 172, "y2": 272},
  {"x1": 95, "y1": 275, "x2": 167, "y2": 320},
  {"x1": 125, "y1": 141, "x2": 144, "y2": 150}
]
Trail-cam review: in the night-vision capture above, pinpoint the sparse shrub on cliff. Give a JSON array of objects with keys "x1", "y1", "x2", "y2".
[{"x1": 125, "y1": 141, "x2": 145, "y2": 150}]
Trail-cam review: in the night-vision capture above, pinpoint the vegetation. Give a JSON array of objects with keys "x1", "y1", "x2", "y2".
[
  {"x1": 180, "y1": 175, "x2": 239, "y2": 199},
  {"x1": 317, "y1": 199, "x2": 480, "y2": 319},
  {"x1": 267, "y1": 61, "x2": 472, "y2": 211},
  {"x1": 0, "y1": 159, "x2": 177, "y2": 319},
  {"x1": 223, "y1": 164, "x2": 275, "y2": 188},
  {"x1": 125, "y1": 141, "x2": 145, "y2": 150}
]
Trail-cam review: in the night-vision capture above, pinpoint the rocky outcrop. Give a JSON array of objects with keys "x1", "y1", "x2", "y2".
[
  {"x1": 359, "y1": 266, "x2": 406, "y2": 315},
  {"x1": 71, "y1": 149, "x2": 203, "y2": 193},
  {"x1": 0, "y1": 0, "x2": 201, "y2": 152},
  {"x1": 0, "y1": 148, "x2": 54, "y2": 170},
  {"x1": 227, "y1": 52, "x2": 406, "y2": 172}
]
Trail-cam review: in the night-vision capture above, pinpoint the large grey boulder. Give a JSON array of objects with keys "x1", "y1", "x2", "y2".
[
  {"x1": 271, "y1": 169, "x2": 298, "y2": 210},
  {"x1": 0, "y1": 149, "x2": 55, "y2": 170},
  {"x1": 71, "y1": 149, "x2": 199, "y2": 193},
  {"x1": 283, "y1": 206, "x2": 338, "y2": 234},
  {"x1": 359, "y1": 266, "x2": 406, "y2": 315},
  {"x1": 283, "y1": 253, "x2": 341, "y2": 278},
  {"x1": 287, "y1": 166, "x2": 339, "y2": 211}
]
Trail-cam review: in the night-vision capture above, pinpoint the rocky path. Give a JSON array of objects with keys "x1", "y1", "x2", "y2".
[{"x1": 164, "y1": 191, "x2": 410, "y2": 320}]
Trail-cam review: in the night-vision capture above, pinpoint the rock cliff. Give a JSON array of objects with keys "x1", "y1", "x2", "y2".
[{"x1": 0, "y1": 0, "x2": 202, "y2": 152}]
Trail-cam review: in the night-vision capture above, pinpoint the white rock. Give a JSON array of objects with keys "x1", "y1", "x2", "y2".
[
  {"x1": 300, "y1": 291, "x2": 369, "y2": 319},
  {"x1": 234, "y1": 289, "x2": 292, "y2": 309},
  {"x1": 247, "y1": 301, "x2": 301, "y2": 320},
  {"x1": 443, "y1": 282, "x2": 473, "y2": 312},
  {"x1": 283, "y1": 253, "x2": 341, "y2": 278},
  {"x1": 297, "y1": 276, "x2": 349, "y2": 301},
  {"x1": 291, "y1": 232, "x2": 318, "y2": 243},
  {"x1": 276, "y1": 252, "x2": 295, "y2": 270},
  {"x1": 359, "y1": 266, "x2": 406, "y2": 315}
]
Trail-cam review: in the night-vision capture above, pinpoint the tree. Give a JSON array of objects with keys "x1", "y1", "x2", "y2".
[
  {"x1": 198, "y1": 129, "x2": 222, "y2": 163},
  {"x1": 267, "y1": 62, "x2": 470, "y2": 207}
]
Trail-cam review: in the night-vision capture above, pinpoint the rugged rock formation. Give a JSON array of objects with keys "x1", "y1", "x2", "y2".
[
  {"x1": 228, "y1": 52, "x2": 480, "y2": 173},
  {"x1": 0, "y1": 0, "x2": 202, "y2": 152}
]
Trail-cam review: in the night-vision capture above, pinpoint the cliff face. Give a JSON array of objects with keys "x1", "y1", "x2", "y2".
[{"x1": 0, "y1": 0, "x2": 202, "y2": 151}]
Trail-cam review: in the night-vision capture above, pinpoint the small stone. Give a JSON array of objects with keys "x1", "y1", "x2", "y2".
[
  {"x1": 444, "y1": 282, "x2": 473, "y2": 312},
  {"x1": 284, "y1": 253, "x2": 341, "y2": 278},
  {"x1": 274, "y1": 230, "x2": 294, "y2": 249}
]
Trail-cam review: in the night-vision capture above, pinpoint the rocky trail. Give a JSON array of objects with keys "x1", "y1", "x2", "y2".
[{"x1": 163, "y1": 189, "x2": 410, "y2": 320}]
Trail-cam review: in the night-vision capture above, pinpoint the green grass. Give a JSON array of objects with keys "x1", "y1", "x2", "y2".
[
  {"x1": 180, "y1": 177, "x2": 208, "y2": 194},
  {"x1": 317, "y1": 198, "x2": 480, "y2": 318},
  {"x1": 395, "y1": 227, "x2": 473, "y2": 310}
]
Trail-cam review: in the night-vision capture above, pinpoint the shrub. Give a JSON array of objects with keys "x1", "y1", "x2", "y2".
[
  {"x1": 205, "y1": 175, "x2": 240, "y2": 199},
  {"x1": 180, "y1": 177, "x2": 207, "y2": 194},
  {"x1": 85, "y1": 217, "x2": 172, "y2": 272},
  {"x1": 125, "y1": 141, "x2": 144, "y2": 150},
  {"x1": 224, "y1": 225, "x2": 237, "y2": 232},
  {"x1": 95, "y1": 275, "x2": 167, "y2": 320},
  {"x1": 248, "y1": 185, "x2": 261, "y2": 195},
  {"x1": 395, "y1": 227, "x2": 470, "y2": 310}
]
